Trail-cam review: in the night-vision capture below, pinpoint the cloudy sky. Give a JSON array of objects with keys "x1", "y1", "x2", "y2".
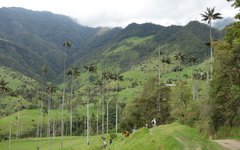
[{"x1": 0, "y1": 0, "x2": 237, "y2": 27}]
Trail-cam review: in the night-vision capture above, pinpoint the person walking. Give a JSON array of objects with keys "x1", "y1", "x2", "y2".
[{"x1": 151, "y1": 118, "x2": 156, "y2": 127}]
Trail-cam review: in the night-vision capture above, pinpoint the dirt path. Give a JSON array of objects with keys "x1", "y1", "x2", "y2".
[{"x1": 213, "y1": 139, "x2": 240, "y2": 150}]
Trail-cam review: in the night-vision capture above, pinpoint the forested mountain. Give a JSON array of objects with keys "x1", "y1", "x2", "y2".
[{"x1": 0, "y1": 7, "x2": 222, "y2": 81}]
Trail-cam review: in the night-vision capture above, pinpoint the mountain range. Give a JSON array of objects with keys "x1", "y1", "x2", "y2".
[{"x1": 0, "y1": 7, "x2": 222, "y2": 81}]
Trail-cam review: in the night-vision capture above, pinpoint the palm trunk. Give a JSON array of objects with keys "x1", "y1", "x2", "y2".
[
  {"x1": 115, "y1": 82, "x2": 119, "y2": 133},
  {"x1": 19, "y1": 112, "x2": 21, "y2": 138},
  {"x1": 96, "y1": 105, "x2": 99, "y2": 135},
  {"x1": 70, "y1": 75, "x2": 73, "y2": 136},
  {"x1": 209, "y1": 21, "x2": 213, "y2": 77},
  {"x1": 192, "y1": 70, "x2": 195, "y2": 100},
  {"x1": 196, "y1": 80, "x2": 199, "y2": 101},
  {"x1": 115, "y1": 99, "x2": 118, "y2": 133},
  {"x1": 0, "y1": 92, "x2": 2, "y2": 116},
  {"x1": 179, "y1": 61, "x2": 181, "y2": 81},
  {"x1": 40, "y1": 70, "x2": 44, "y2": 138},
  {"x1": 61, "y1": 47, "x2": 67, "y2": 148},
  {"x1": 16, "y1": 107, "x2": 19, "y2": 139},
  {"x1": 106, "y1": 81, "x2": 109, "y2": 134},
  {"x1": 47, "y1": 93, "x2": 51, "y2": 150},
  {"x1": 158, "y1": 49, "x2": 161, "y2": 112},
  {"x1": 52, "y1": 117, "x2": 55, "y2": 142},
  {"x1": 9, "y1": 121, "x2": 12, "y2": 150},
  {"x1": 101, "y1": 88, "x2": 105, "y2": 135},
  {"x1": 158, "y1": 50, "x2": 161, "y2": 86},
  {"x1": 87, "y1": 89, "x2": 90, "y2": 145}
]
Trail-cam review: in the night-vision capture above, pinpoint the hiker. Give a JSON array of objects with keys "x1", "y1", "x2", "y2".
[
  {"x1": 101, "y1": 137, "x2": 107, "y2": 148},
  {"x1": 151, "y1": 118, "x2": 156, "y2": 127},
  {"x1": 109, "y1": 138, "x2": 112, "y2": 145},
  {"x1": 145, "y1": 123, "x2": 149, "y2": 128},
  {"x1": 103, "y1": 140, "x2": 107, "y2": 148}
]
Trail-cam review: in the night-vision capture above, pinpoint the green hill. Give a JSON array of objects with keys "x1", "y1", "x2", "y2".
[{"x1": 0, "y1": 123, "x2": 223, "y2": 150}]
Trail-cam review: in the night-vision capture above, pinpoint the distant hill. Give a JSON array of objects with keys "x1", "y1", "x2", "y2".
[{"x1": 0, "y1": 7, "x2": 222, "y2": 81}]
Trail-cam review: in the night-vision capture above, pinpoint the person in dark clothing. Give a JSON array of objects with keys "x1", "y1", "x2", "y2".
[{"x1": 109, "y1": 138, "x2": 112, "y2": 145}]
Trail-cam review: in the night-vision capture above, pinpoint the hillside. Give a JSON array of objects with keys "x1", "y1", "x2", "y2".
[
  {"x1": 0, "y1": 7, "x2": 222, "y2": 81},
  {"x1": 0, "y1": 66, "x2": 38, "y2": 115},
  {"x1": 0, "y1": 123, "x2": 224, "y2": 150}
]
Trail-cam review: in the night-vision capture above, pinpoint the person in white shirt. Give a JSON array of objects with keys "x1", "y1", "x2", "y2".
[{"x1": 151, "y1": 118, "x2": 156, "y2": 127}]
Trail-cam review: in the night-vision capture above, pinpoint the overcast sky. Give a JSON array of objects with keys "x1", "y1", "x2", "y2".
[{"x1": 0, "y1": 0, "x2": 238, "y2": 27}]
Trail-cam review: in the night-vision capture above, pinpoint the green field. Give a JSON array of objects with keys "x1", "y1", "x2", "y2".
[{"x1": 0, "y1": 123, "x2": 223, "y2": 150}]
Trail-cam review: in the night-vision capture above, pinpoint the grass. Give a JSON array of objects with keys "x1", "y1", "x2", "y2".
[
  {"x1": 108, "y1": 123, "x2": 223, "y2": 150},
  {"x1": 0, "y1": 109, "x2": 68, "y2": 137},
  {"x1": 0, "y1": 123, "x2": 224, "y2": 150}
]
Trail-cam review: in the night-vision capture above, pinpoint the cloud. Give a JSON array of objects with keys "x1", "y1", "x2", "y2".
[{"x1": 0, "y1": 0, "x2": 237, "y2": 27}]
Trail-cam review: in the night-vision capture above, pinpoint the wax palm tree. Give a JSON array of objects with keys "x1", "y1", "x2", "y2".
[
  {"x1": 110, "y1": 72, "x2": 124, "y2": 133},
  {"x1": 201, "y1": 7, "x2": 222, "y2": 76},
  {"x1": 67, "y1": 66, "x2": 80, "y2": 136},
  {"x1": 38, "y1": 65, "x2": 47, "y2": 138},
  {"x1": 157, "y1": 49, "x2": 164, "y2": 86},
  {"x1": 84, "y1": 63, "x2": 97, "y2": 145},
  {"x1": 0, "y1": 79, "x2": 10, "y2": 115},
  {"x1": 100, "y1": 72, "x2": 105, "y2": 135},
  {"x1": 61, "y1": 40, "x2": 71, "y2": 148},
  {"x1": 102, "y1": 71, "x2": 112, "y2": 134},
  {"x1": 94, "y1": 79, "x2": 103, "y2": 135},
  {"x1": 188, "y1": 56, "x2": 198, "y2": 100},
  {"x1": 46, "y1": 83, "x2": 57, "y2": 150}
]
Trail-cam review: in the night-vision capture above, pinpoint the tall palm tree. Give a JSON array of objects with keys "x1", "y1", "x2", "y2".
[
  {"x1": 39, "y1": 65, "x2": 47, "y2": 138},
  {"x1": 46, "y1": 83, "x2": 57, "y2": 150},
  {"x1": 84, "y1": 62, "x2": 97, "y2": 145},
  {"x1": 94, "y1": 79, "x2": 103, "y2": 135},
  {"x1": 201, "y1": 7, "x2": 222, "y2": 76},
  {"x1": 100, "y1": 73, "x2": 105, "y2": 135},
  {"x1": 67, "y1": 66, "x2": 80, "y2": 136},
  {"x1": 157, "y1": 49, "x2": 164, "y2": 86},
  {"x1": 102, "y1": 71, "x2": 112, "y2": 134},
  {"x1": 61, "y1": 40, "x2": 71, "y2": 148},
  {"x1": 188, "y1": 56, "x2": 198, "y2": 100},
  {"x1": 0, "y1": 79, "x2": 10, "y2": 115},
  {"x1": 110, "y1": 72, "x2": 124, "y2": 133}
]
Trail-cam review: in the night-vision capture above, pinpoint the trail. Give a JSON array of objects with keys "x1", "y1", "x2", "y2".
[{"x1": 213, "y1": 139, "x2": 240, "y2": 150}]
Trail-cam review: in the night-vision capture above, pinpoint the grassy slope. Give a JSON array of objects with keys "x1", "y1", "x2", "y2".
[
  {"x1": 0, "y1": 66, "x2": 39, "y2": 115},
  {"x1": 109, "y1": 123, "x2": 223, "y2": 150},
  {"x1": 0, "y1": 123, "x2": 223, "y2": 150},
  {"x1": 0, "y1": 66, "x2": 37, "y2": 91},
  {"x1": 0, "y1": 109, "x2": 67, "y2": 137}
]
